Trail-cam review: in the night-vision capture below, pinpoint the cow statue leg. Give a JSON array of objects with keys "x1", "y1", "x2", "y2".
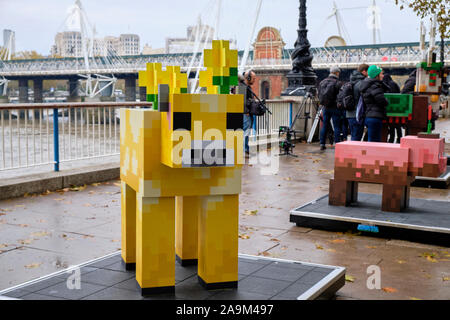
[
  {"x1": 121, "y1": 182, "x2": 136, "y2": 270},
  {"x1": 135, "y1": 195, "x2": 176, "y2": 295},
  {"x1": 329, "y1": 179, "x2": 358, "y2": 206},
  {"x1": 197, "y1": 194, "x2": 239, "y2": 289},
  {"x1": 175, "y1": 196, "x2": 200, "y2": 266}
]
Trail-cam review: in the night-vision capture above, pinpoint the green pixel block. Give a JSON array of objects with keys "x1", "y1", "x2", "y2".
[
  {"x1": 229, "y1": 68, "x2": 238, "y2": 77},
  {"x1": 385, "y1": 94, "x2": 413, "y2": 117},
  {"x1": 416, "y1": 62, "x2": 443, "y2": 71},
  {"x1": 219, "y1": 86, "x2": 230, "y2": 94},
  {"x1": 180, "y1": 88, "x2": 188, "y2": 94}
]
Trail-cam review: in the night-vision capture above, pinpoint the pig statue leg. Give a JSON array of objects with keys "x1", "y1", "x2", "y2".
[
  {"x1": 382, "y1": 184, "x2": 410, "y2": 212},
  {"x1": 329, "y1": 179, "x2": 358, "y2": 206}
]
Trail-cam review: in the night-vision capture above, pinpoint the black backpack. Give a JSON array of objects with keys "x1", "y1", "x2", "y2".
[
  {"x1": 337, "y1": 82, "x2": 355, "y2": 111},
  {"x1": 318, "y1": 78, "x2": 337, "y2": 108}
]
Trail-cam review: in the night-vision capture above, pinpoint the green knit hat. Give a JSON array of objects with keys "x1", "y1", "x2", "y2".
[{"x1": 368, "y1": 65, "x2": 383, "y2": 79}]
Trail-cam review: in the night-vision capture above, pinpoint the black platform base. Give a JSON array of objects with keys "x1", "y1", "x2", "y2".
[
  {"x1": 411, "y1": 166, "x2": 450, "y2": 189},
  {"x1": 121, "y1": 260, "x2": 136, "y2": 271},
  {"x1": 290, "y1": 193, "x2": 450, "y2": 246},
  {"x1": 175, "y1": 255, "x2": 198, "y2": 266},
  {"x1": 0, "y1": 252, "x2": 346, "y2": 300},
  {"x1": 198, "y1": 276, "x2": 238, "y2": 290},
  {"x1": 138, "y1": 281, "x2": 175, "y2": 295}
]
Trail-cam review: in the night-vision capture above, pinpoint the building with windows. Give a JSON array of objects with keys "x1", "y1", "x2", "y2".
[
  {"x1": 118, "y1": 34, "x2": 140, "y2": 56},
  {"x1": 251, "y1": 27, "x2": 288, "y2": 100},
  {"x1": 51, "y1": 32, "x2": 140, "y2": 57}
]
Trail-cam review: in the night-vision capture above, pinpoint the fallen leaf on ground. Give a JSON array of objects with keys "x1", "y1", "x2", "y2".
[
  {"x1": 315, "y1": 244, "x2": 324, "y2": 250},
  {"x1": 330, "y1": 239, "x2": 345, "y2": 244},
  {"x1": 243, "y1": 210, "x2": 257, "y2": 216},
  {"x1": 0, "y1": 213, "x2": 5, "y2": 216},
  {"x1": 0, "y1": 244, "x2": 7, "y2": 248},
  {"x1": 283, "y1": 177, "x2": 292, "y2": 181},
  {"x1": 281, "y1": 246, "x2": 288, "y2": 250},
  {"x1": 111, "y1": 239, "x2": 120, "y2": 243},
  {"x1": 345, "y1": 275, "x2": 355, "y2": 282},
  {"x1": 382, "y1": 287, "x2": 397, "y2": 293},
  {"x1": 18, "y1": 239, "x2": 33, "y2": 245},
  {"x1": 326, "y1": 249, "x2": 337, "y2": 253},
  {"x1": 15, "y1": 205, "x2": 25, "y2": 207},
  {"x1": 30, "y1": 231, "x2": 50, "y2": 238},
  {"x1": 397, "y1": 260, "x2": 406, "y2": 264},
  {"x1": 91, "y1": 183, "x2": 100, "y2": 187},
  {"x1": 70, "y1": 185, "x2": 87, "y2": 192},
  {"x1": 426, "y1": 256, "x2": 438, "y2": 263},
  {"x1": 270, "y1": 238, "x2": 280, "y2": 242},
  {"x1": 25, "y1": 263, "x2": 42, "y2": 269},
  {"x1": 365, "y1": 245, "x2": 377, "y2": 249},
  {"x1": 409, "y1": 297, "x2": 422, "y2": 300},
  {"x1": 238, "y1": 233, "x2": 250, "y2": 240},
  {"x1": 54, "y1": 198, "x2": 64, "y2": 201},
  {"x1": 19, "y1": 224, "x2": 29, "y2": 228},
  {"x1": 443, "y1": 277, "x2": 450, "y2": 282}
]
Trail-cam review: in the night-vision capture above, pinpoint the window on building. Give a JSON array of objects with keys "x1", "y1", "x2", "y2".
[{"x1": 261, "y1": 81, "x2": 270, "y2": 100}]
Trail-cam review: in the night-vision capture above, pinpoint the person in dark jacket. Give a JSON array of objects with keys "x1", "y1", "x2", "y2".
[
  {"x1": 319, "y1": 67, "x2": 342, "y2": 150},
  {"x1": 383, "y1": 74, "x2": 400, "y2": 93},
  {"x1": 360, "y1": 65, "x2": 389, "y2": 142},
  {"x1": 347, "y1": 64, "x2": 369, "y2": 141},
  {"x1": 382, "y1": 74, "x2": 402, "y2": 143},
  {"x1": 401, "y1": 69, "x2": 416, "y2": 94}
]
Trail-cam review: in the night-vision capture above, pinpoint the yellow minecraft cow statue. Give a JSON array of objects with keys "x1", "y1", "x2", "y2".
[{"x1": 120, "y1": 40, "x2": 243, "y2": 295}]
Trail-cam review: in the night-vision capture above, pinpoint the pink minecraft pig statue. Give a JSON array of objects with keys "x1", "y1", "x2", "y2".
[{"x1": 329, "y1": 134, "x2": 446, "y2": 212}]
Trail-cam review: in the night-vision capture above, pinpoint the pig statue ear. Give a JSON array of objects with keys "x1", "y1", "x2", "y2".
[{"x1": 158, "y1": 84, "x2": 169, "y2": 112}]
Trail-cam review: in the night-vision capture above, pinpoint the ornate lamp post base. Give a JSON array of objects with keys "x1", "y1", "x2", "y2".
[
  {"x1": 282, "y1": 0, "x2": 317, "y2": 97},
  {"x1": 284, "y1": 72, "x2": 317, "y2": 96}
]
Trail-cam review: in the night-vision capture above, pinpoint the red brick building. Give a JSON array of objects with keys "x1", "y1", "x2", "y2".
[{"x1": 250, "y1": 27, "x2": 288, "y2": 100}]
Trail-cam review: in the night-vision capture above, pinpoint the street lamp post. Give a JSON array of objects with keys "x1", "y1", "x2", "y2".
[{"x1": 282, "y1": 0, "x2": 317, "y2": 96}]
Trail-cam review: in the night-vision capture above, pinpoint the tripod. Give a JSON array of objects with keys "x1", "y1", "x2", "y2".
[{"x1": 279, "y1": 89, "x2": 320, "y2": 157}]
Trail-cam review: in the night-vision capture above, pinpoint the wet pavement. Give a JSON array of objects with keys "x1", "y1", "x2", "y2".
[{"x1": 0, "y1": 121, "x2": 450, "y2": 300}]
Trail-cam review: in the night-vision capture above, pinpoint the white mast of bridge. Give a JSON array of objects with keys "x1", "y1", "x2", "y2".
[{"x1": 64, "y1": 0, "x2": 118, "y2": 98}]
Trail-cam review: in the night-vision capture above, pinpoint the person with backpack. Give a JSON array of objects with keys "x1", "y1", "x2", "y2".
[
  {"x1": 383, "y1": 74, "x2": 402, "y2": 143},
  {"x1": 359, "y1": 65, "x2": 389, "y2": 142},
  {"x1": 318, "y1": 67, "x2": 343, "y2": 150},
  {"x1": 338, "y1": 64, "x2": 369, "y2": 141}
]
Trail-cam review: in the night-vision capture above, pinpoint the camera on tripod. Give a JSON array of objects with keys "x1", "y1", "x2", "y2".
[{"x1": 278, "y1": 126, "x2": 296, "y2": 156}]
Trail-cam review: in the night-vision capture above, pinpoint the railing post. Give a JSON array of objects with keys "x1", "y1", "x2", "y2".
[
  {"x1": 289, "y1": 102, "x2": 293, "y2": 127},
  {"x1": 53, "y1": 108, "x2": 59, "y2": 172}
]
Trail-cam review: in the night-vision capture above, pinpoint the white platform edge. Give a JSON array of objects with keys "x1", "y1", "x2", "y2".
[{"x1": 0, "y1": 251, "x2": 346, "y2": 300}]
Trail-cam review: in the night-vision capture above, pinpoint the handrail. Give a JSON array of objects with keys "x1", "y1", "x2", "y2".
[{"x1": 0, "y1": 101, "x2": 153, "y2": 110}]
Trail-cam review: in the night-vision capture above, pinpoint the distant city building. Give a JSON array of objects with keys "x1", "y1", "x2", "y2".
[
  {"x1": 3, "y1": 29, "x2": 16, "y2": 55},
  {"x1": 165, "y1": 20, "x2": 236, "y2": 54},
  {"x1": 142, "y1": 44, "x2": 165, "y2": 55},
  {"x1": 118, "y1": 34, "x2": 140, "y2": 56},
  {"x1": 251, "y1": 27, "x2": 288, "y2": 100},
  {"x1": 53, "y1": 31, "x2": 82, "y2": 57},
  {"x1": 51, "y1": 32, "x2": 140, "y2": 57},
  {"x1": 252, "y1": 27, "x2": 285, "y2": 61}
]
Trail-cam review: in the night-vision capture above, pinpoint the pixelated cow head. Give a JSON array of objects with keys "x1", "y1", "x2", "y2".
[
  {"x1": 159, "y1": 84, "x2": 244, "y2": 168},
  {"x1": 400, "y1": 135, "x2": 447, "y2": 177}
]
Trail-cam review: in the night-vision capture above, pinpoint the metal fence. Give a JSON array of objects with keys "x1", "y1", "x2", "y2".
[
  {"x1": 252, "y1": 100, "x2": 293, "y2": 137},
  {"x1": 0, "y1": 100, "x2": 293, "y2": 173},
  {"x1": 0, "y1": 102, "x2": 152, "y2": 172}
]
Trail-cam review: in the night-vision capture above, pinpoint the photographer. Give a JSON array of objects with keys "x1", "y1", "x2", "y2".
[{"x1": 240, "y1": 70, "x2": 257, "y2": 155}]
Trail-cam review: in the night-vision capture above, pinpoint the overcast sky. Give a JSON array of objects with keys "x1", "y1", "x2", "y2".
[{"x1": 0, "y1": 0, "x2": 426, "y2": 55}]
